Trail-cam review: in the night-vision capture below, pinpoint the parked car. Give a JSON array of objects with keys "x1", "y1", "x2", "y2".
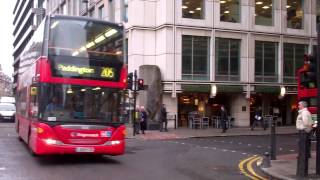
[{"x1": 0, "y1": 103, "x2": 16, "y2": 122}]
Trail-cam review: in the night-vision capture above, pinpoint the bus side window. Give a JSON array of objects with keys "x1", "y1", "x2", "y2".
[{"x1": 29, "y1": 85, "x2": 38, "y2": 118}]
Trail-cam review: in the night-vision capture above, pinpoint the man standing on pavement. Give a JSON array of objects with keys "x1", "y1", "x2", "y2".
[
  {"x1": 140, "y1": 106, "x2": 147, "y2": 134},
  {"x1": 160, "y1": 104, "x2": 168, "y2": 132},
  {"x1": 220, "y1": 105, "x2": 228, "y2": 133},
  {"x1": 296, "y1": 101, "x2": 313, "y2": 177}
]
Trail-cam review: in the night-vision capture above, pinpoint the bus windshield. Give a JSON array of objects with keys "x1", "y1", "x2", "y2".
[{"x1": 39, "y1": 84, "x2": 124, "y2": 123}]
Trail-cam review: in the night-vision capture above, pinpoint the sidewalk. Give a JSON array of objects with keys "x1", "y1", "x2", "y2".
[
  {"x1": 125, "y1": 125, "x2": 320, "y2": 179},
  {"x1": 261, "y1": 152, "x2": 319, "y2": 180},
  {"x1": 125, "y1": 125, "x2": 297, "y2": 140}
]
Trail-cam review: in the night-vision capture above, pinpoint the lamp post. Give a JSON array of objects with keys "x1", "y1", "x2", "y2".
[{"x1": 82, "y1": 0, "x2": 89, "y2": 16}]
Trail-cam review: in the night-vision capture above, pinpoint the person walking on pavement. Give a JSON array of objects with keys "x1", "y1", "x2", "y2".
[
  {"x1": 160, "y1": 104, "x2": 168, "y2": 132},
  {"x1": 296, "y1": 101, "x2": 313, "y2": 177},
  {"x1": 220, "y1": 105, "x2": 228, "y2": 133},
  {"x1": 251, "y1": 106, "x2": 265, "y2": 130},
  {"x1": 134, "y1": 106, "x2": 141, "y2": 134},
  {"x1": 140, "y1": 106, "x2": 147, "y2": 134}
]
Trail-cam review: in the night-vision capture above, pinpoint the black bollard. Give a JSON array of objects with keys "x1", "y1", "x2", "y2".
[
  {"x1": 270, "y1": 116, "x2": 276, "y2": 160},
  {"x1": 262, "y1": 152, "x2": 271, "y2": 168}
]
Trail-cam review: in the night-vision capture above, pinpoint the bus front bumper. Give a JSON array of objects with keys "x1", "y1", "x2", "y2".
[{"x1": 34, "y1": 138, "x2": 125, "y2": 155}]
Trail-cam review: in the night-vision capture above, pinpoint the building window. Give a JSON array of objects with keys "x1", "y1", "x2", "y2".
[
  {"x1": 287, "y1": 0, "x2": 304, "y2": 29},
  {"x1": 182, "y1": 35, "x2": 210, "y2": 80},
  {"x1": 89, "y1": 8, "x2": 94, "y2": 17},
  {"x1": 73, "y1": 0, "x2": 78, "y2": 15},
  {"x1": 99, "y1": 5, "x2": 105, "y2": 19},
  {"x1": 215, "y1": 38, "x2": 241, "y2": 81},
  {"x1": 255, "y1": 41, "x2": 278, "y2": 82},
  {"x1": 109, "y1": 0, "x2": 115, "y2": 22},
  {"x1": 220, "y1": 0, "x2": 240, "y2": 23},
  {"x1": 124, "y1": 0, "x2": 128, "y2": 22},
  {"x1": 182, "y1": 0, "x2": 204, "y2": 19},
  {"x1": 67, "y1": 0, "x2": 71, "y2": 15},
  {"x1": 317, "y1": 1, "x2": 320, "y2": 24},
  {"x1": 283, "y1": 43, "x2": 307, "y2": 83},
  {"x1": 255, "y1": 0, "x2": 273, "y2": 26}
]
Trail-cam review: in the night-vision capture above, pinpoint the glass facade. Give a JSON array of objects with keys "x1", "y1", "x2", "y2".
[
  {"x1": 215, "y1": 38, "x2": 240, "y2": 81},
  {"x1": 255, "y1": 41, "x2": 278, "y2": 82},
  {"x1": 220, "y1": 0, "x2": 240, "y2": 23},
  {"x1": 182, "y1": 0, "x2": 204, "y2": 19},
  {"x1": 255, "y1": 0, "x2": 273, "y2": 26},
  {"x1": 182, "y1": 35, "x2": 210, "y2": 80},
  {"x1": 124, "y1": 0, "x2": 128, "y2": 22},
  {"x1": 287, "y1": 0, "x2": 304, "y2": 29},
  {"x1": 283, "y1": 43, "x2": 307, "y2": 83}
]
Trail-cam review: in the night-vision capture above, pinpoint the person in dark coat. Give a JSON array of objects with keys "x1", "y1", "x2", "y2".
[
  {"x1": 220, "y1": 105, "x2": 228, "y2": 133},
  {"x1": 140, "y1": 106, "x2": 147, "y2": 134},
  {"x1": 160, "y1": 104, "x2": 168, "y2": 132},
  {"x1": 251, "y1": 106, "x2": 265, "y2": 130}
]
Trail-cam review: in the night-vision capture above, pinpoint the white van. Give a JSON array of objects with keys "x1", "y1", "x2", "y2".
[
  {"x1": 0, "y1": 97, "x2": 15, "y2": 104},
  {"x1": 0, "y1": 103, "x2": 16, "y2": 122}
]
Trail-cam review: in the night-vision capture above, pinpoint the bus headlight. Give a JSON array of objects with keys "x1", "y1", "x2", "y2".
[
  {"x1": 44, "y1": 139, "x2": 63, "y2": 145},
  {"x1": 105, "y1": 140, "x2": 121, "y2": 145}
]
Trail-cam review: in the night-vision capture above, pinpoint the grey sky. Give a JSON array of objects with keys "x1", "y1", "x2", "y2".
[{"x1": 1, "y1": 1, "x2": 14, "y2": 77}]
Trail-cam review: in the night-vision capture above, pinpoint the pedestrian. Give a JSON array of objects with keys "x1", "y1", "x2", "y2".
[
  {"x1": 134, "y1": 106, "x2": 141, "y2": 134},
  {"x1": 140, "y1": 106, "x2": 147, "y2": 134},
  {"x1": 220, "y1": 105, "x2": 228, "y2": 133},
  {"x1": 296, "y1": 101, "x2": 313, "y2": 161},
  {"x1": 160, "y1": 104, "x2": 168, "y2": 132},
  {"x1": 251, "y1": 106, "x2": 264, "y2": 130}
]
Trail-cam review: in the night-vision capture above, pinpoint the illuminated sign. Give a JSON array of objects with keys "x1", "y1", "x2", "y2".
[
  {"x1": 57, "y1": 64, "x2": 95, "y2": 75},
  {"x1": 54, "y1": 63, "x2": 117, "y2": 81}
]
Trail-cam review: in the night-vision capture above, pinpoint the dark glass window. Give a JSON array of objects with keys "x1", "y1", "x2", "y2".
[
  {"x1": 283, "y1": 43, "x2": 307, "y2": 83},
  {"x1": 220, "y1": 0, "x2": 240, "y2": 23},
  {"x1": 255, "y1": 0, "x2": 273, "y2": 26},
  {"x1": 98, "y1": 5, "x2": 105, "y2": 19},
  {"x1": 182, "y1": 0, "x2": 204, "y2": 19},
  {"x1": 287, "y1": 0, "x2": 304, "y2": 29},
  {"x1": 215, "y1": 38, "x2": 240, "y2": 81},
  {"x1": 182, "y1": 35, "x2": 210, "y2": 80},
  {"x1": 255, "y1": 41, "x2": 278, "y2": 82}
]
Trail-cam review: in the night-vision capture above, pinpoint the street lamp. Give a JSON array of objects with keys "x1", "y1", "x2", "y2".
[
  {"x1": 210, "y1": 84, "x2": 217, "y2": 98},
  {"x1": 280, "y1": 86, "x2": 286, "y2": 97},
  {"x1": 82, "y1": 0, "x2": 89, "y2": 16}
]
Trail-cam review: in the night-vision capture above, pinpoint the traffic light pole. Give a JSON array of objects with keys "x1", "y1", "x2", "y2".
[
  {"x1": 316, "y1": 23, "x2": 320, "y2": 175},
  {"x1": 132, "y1": 70, "x2": 137, "y2": 136}
]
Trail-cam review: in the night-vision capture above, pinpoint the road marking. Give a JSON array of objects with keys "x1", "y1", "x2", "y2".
[
  {"x1": 0, "y1": 167, "x2": 6, "y2": 171},
  {"x1": 247, "y1": 156, "x2": 266, "y2": 180},
  {"x1": 290, "y1": 149, "x2": 295, "y2": 152},
  {"x1": 239, "y1": 142, "x2": 242, "y2": 144},
  {"x1": 239, "y1": 156, "x2": 267, "y2": 180}
]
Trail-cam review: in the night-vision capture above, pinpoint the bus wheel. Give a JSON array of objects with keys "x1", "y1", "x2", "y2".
[
  {"x1": 16, "y1": 122, "x2": 22, "y2": 141},
  {"x1": 28, "y1": 134, "x2": 37, "y2": 157}
]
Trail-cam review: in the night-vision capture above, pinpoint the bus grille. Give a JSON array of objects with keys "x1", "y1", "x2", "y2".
[{"x1": 68, "y1": 139, "x2": 102, "y2": 145}]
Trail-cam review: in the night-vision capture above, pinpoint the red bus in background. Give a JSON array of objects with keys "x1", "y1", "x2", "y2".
[
  {"x1": 297, "y1": 54, "x2": 317, "y2": 121},
  {"x1": 16, "y1": 15, "x2": 127, "y2": 156}
]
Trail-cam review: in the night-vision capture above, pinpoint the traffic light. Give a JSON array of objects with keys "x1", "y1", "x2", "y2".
[
  {"x1": 127, "y1": 72, "x2": 133, "y2": 90},
  {"x1": 137, "y1": 79, "x2": 144, "y2": 90},
  {"x1": 301, "y1": 54, "x2": 317, "y2": 88}
]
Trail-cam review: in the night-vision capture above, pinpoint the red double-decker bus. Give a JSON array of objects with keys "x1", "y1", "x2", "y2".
[
  {"x1": 297, "y1": 54, "x2": 317, "y2": 121},
  {"x1": 16, "y1": 15, "x2": 127, "y2": 156}
]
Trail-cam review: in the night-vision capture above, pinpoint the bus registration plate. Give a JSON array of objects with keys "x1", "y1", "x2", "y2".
[{"x1": 75, "y1": 147, "x2": 94, "y2": 153}]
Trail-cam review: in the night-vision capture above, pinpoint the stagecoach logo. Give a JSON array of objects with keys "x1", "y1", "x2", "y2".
[
  {"x1": 57, "y1": 64, "x2": 95, "y2": 75},
  {"x1": 70, "y1": 132, "x2": 99, "y2": 138}
]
